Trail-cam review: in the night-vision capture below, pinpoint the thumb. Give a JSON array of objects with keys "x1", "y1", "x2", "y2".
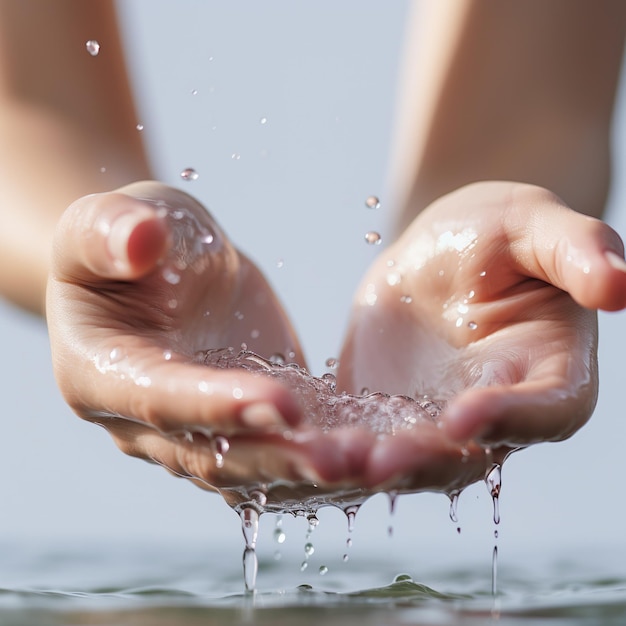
[
  {"x1": 52, "y1": 188, "x2": 169, "y2": 283},
  {"x1": 505, "y1": 184, "x2": 626, "y2": 312}
]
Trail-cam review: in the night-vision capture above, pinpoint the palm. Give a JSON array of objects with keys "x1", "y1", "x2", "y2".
[{"x1": 339, "y1": 182, "x2": 599, "y2": 447}]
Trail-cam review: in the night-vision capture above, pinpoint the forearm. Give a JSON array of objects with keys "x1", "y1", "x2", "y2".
[
  {"x1": 0, "y1": 0, "x2": 151, "y2": 314},
  {"x1": 390, "y1": 0, "x2": 626, "y2": 235}
]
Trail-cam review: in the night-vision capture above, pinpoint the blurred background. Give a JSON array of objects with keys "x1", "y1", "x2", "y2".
[{"x1": 0, "y1": 0, "x2": 624, "y2": 583}]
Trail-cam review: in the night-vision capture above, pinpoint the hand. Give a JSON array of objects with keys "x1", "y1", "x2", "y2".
[
  {"x1": 339, "y1": 182, "x2": 626, "y2": 466},
  {"x1": 47, "y1": 181, "x2": 313, "y2": 491}
]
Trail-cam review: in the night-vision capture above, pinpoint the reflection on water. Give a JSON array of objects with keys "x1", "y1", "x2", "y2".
[{"x1": 1, "y1": 539, "x2": 625, "y2": 626}]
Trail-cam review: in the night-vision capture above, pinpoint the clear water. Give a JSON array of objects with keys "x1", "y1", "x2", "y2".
[{"x1": 2, "y1": 536, "x2": 626, "y2": 626}]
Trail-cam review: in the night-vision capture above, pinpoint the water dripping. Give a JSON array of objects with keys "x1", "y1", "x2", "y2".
[
  {"x1": 485, "y1": 463, "x2": 501, "y2": 525},
  {"x1": 260, "y1": 117, "x2": 268, "y2": 125},
  {"x1": 365, "y1": 231, "x2": 382, "y2": 245},
  {"x1": 491, "y1": 544, "x2": 498, "y2": 597},
  {"x1": 213, "y1": 436, "x2": 230, "y2": 469},
  {"x1": 85, "y1": 40, "x2": 100, "y2": 56},
  {"x1": 180, "y1": 168, "x2": 199, "y2": 181},
  {"x1": 136, "y1": 123, "x2": 144, "y2": 131},
  {"x1": 274, "y1": 516, "x2": 286, "y2": 545},
  {"x1": 449, "y1": 491, "x2": 460, "y2": 524},
  {"x1": 240, "y1": 507, "x2": 259, "y2": 593},
  {"x1": 365, "y1": 195, "x2": 381, "y2": 209},
  {"x1": 388, "y1": 491, "x2": 398, "y2": 538}
]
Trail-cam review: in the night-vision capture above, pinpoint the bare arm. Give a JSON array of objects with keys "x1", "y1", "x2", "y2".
[
  {"x1": 0, "y1": 0, "x2": 150, "y2": 314},
  {"x1": 390, "y1": 0, "x2": 626, "y2": 235}
]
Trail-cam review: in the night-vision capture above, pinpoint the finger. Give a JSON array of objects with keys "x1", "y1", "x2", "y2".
[
  {"x1": 52, "y1": 186, "x2": 170, "y2": 283},
  {"x1": 365, "y1": 427, "x2": 488, "y2": 492},
  {"x1": 506, "y1": 183, "x2": 626, "y2": 311},
  {"x1": 63, "y1": 338, "x2": 303, "y2": 433},
  {"x1": 441, "y1": 371, "x2": 597, "y2": 447}
]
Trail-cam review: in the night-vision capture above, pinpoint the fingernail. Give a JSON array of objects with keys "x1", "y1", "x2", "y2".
[
  {"x1": 240, "y1": 402, "x2": 286, "y2": 428},
  {"x1": 606, "y1": 250, "x2": 626, "y2": 273}
]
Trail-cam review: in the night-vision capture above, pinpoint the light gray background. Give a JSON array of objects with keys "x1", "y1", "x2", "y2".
[{"x1": 0, "y1": 1, "x2": 624, "y2": 572}]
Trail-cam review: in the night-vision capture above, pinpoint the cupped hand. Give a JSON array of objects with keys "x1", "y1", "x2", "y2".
[
  {"x1": 339, "y1": 182, "x2": 626, "y2": 460},
  {"x1": 45, "y1": 181, "x2": 489, "y2": 503},
  {"x1": 47, "y1": 181, "x2": 315, "y2": 490}
]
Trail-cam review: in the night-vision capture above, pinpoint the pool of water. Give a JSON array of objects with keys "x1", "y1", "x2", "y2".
[{"x1": 1, "y1": 534, "x2": 625, "y2": 626}]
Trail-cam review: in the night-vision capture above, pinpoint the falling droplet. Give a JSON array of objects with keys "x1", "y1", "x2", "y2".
[
  {"x1": 85, "y1": 40, "x2": 100, "y2": 56},
  {"x1": 325, "y1": 357, "x2": 338, "y2": 369},
  {"x1": 231, "y1": 153, "x2": 241, "y2": 160},
  {"x1": 300, "y1": 561, "x2": 308, "y2": 572},
  {"x1": 163, "y1": 350, "x2": 172, "y2": 361},
  {"x1": 274, "y1": 527, "x2": 286, "y2": 544},
  {"x1": 260, "y1": 117, "x2": 268, "y2": 125},
  {"x1": 365, "y1": 195, "x2": 381, "y2": 209},
  {"x1": 304, "y1": 542, "x2": 315, "y2": 557},
  {"x1": 400, "y1": 295, "x2": 413, "y2": 304},
  {"x1": 276, "y1": 259, "x2": 284, "y2": 269},
  {"x1": 468, "y1": 321, "x2": 478, "y2": 330},
  {"x1": 492, "y1": 544, "x2": 498, "y2": 597},
  {"x1": 319, "y1": 565, "x2": 328, "y2": 576},
  {"x1": 364, "y1": 231, "x2": 382, "y2": 245},
  {"x1": 191, "y1": 89, "x2": 198, "y2": 96},
  {"x1": 180, "y1": 167, "x2": 198, "y2": 181},
  {"x1": 136, "y1": 123, "x2": 144, "y2": 131}
]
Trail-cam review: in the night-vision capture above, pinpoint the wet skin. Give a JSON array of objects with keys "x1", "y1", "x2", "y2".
[{"x1": 47, "y1": 181, "x2": 626, "y2": 509}]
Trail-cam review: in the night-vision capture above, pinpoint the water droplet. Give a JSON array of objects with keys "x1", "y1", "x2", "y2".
[
  {"x1": 234, "y1": 311, "x2": 244, "y2": 321},
  {"x1": 492, "y1": 544, "x2": 498, "y2": 597},
  {"x1": 468, "y1": 321, "x2": 478, "y2": 330},
  {"x1": 325, "y1": 357, "x2": 338, "y2": 369},
  {"x1": 136, "y1": 123, "x2": 144, "y2": 131},
  {"x1": 250, "y1": 329, "x2": 260, "y2": 339},
  {"x1": 232, "y1": 387, "x2": 244, "y2": 400},
  {"x1": 386, "y1": 272, "x2": 402, "y2": 286},
  {"x1": 180, "y1": 168, "x2": 198, "y2": 181},
  {"x1": 167, "y1": 299, "x2": 178, "y2": 309},
  {"x1": 300, "y1": 561, "x2": 308, "y2": 572},
  {"x1": 162, "y1": 267, "x2": 181, "y2": 285},
  {"x1": 202, "y1": 234, "x2": 214, "y2": 245},
  {"x1": 342, "y1": 553, "x2": 349, "y2": 562},
  {"x1": 479, "y1": 270, "x2": 487, "y2": 277},
  {"x1": 364, "y1": 231, "x2": 382, "y2": 245},
  {"x1": 270, "y1": 353, "x2": 285, "y2": 365},
  {"x1": 304, "y1": 542, "x2": 314, "y2": 557},
  {"x1": 163, "y1": 350, "x2": 172, "y2": 361},
  {"x1": 365, "y1": 195, "x2": 381, "y2": 209},
  {"x1": 276, "y1": 259, "x2": 284, "y2": 269},
  {"x1": 99, "y1": 166, "x2": 107, "y2": 173},
  {"x1": 319, "y1": 565, "x2": 328, "y2": 576},
  {"x1": 231, "y1": 153, "x2": 241, "y2": 160},
  {"x1": 109, "y1": 347, "x2": 123, "y2": 363},
  {"x1": 260, "y1": 117, "x2": 268, "y2": 125},
  {"x1": 400, "y1": 295, "x2": 413, "y2": 304},
  {"x1": 274, "y1": 528, "x2": 286, "y2": 544},
  {"x1": 214, "y1": 435, "x2": 230, "y2": 468},
  {"x1": 85, "y1": 40, "x2": 100, "y2": 56},
  {"x1": 135, "y1": 375, "x2": 151, "y2": 388}
]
